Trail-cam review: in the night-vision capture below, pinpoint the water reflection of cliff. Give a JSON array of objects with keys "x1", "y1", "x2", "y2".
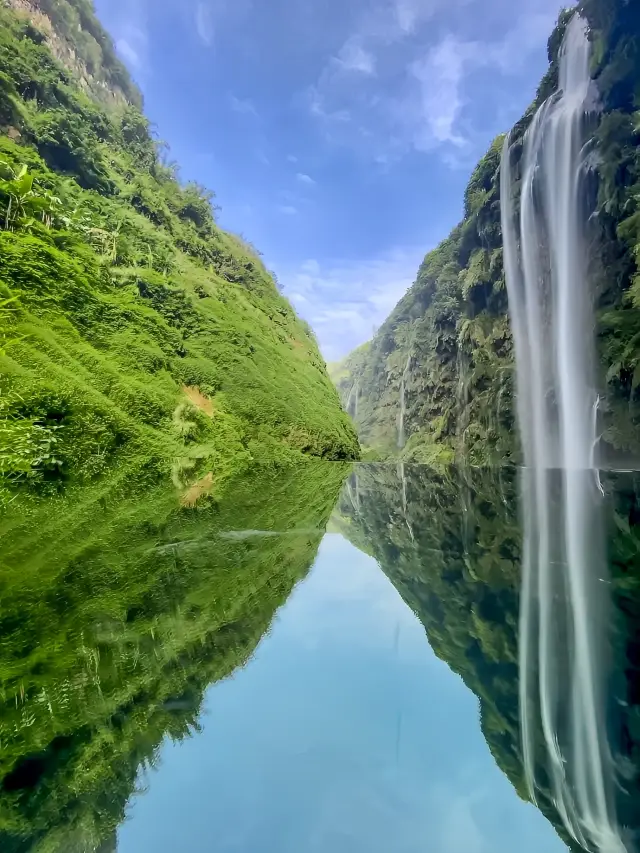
[
  {"x1": 335, "y1": 464, "x2": 640, "y2": 853},
  {"x1": 0, "y1": 462, "x2": 347, "y2": 853}
]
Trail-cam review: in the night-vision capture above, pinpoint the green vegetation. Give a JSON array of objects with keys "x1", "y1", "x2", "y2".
[
  {"x1": 0, "y1": 0, "x2": 358, "y2": 500},
  {"x1": 0, "y1": 458, "x2": 348, "y2": 851},
  {"x1": 334, "y1": 1, "x2": 640, "y2": 462},
  {"x1": 335, "y1": 463, "x2": 640, "y2": 850}
]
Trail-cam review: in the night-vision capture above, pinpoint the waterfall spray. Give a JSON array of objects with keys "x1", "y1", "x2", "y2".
[{"x1": 501, "y1": 14, "x2": 626, "y2": 853}]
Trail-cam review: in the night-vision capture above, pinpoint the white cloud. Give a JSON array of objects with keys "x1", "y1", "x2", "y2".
[
  {"x1": 98, "y1": 0, "x2": 149, "y2": 72},
  {"x1": 296, "y1": 172, "x2": 316, "y2": 186},
  {"x1": 488, "y1": 10, "x2": 559, "y2": 71},
  {"x1": 116, "y1": 38, "x2": 142, "y2": 68},
  {"x1": 281, "y1": 247, "x2": 426, "y2": 361},
  {"x1": 287, "y1": 154, "x2": 298, "y2": 163},
  {"x1": 277, "y1": 204, "x2": 298, "y2": 215},
  {"x1": 195, "y1": 2, "x2": 213, "y2": 46},
  {"x1": 229, "y1": 94, "x2": 258, "y2": 116},
  {"x1": 409, "y1": 36, "x2": 479, "y2": 149},
  {"x1": 393, "y1": 0, "x2": 444, "y2": 34},
  {"x1": 306, "y1": 1, "x2": 560, "y2": 163},
  {"x1": 337, "y1": 38, "x2": 376, "y2": 74}
]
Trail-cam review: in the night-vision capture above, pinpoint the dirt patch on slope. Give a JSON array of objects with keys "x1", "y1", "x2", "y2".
[{"x1": 183, "y1": 385, "x2": 215, "y2": 417}]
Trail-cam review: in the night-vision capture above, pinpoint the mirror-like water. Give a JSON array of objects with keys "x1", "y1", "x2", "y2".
[{"x1": 1, "y1": 462, "x2": 639, "y2": 853}]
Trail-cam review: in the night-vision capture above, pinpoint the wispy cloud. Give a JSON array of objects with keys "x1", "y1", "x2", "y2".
[
  {"x1": 337, "y1": 38, "x2": 376, "y2": 75},
  {"x1": 98, "y1": 0, "x2": 149, "y2": 72},
  {"x1": 296, "y1": 172, "x2": 316, "y2": 186},
  {"x1": 393, "y1": 0, "x2": 444, "y2": 34},
  {"x1": 281, "y1": 247, "x2": 425, "y2": 361},
  {"x1": 116, "y1": 37, "x2": 143, "y2": 68},
  {"x1": 277, "y1": 204, "x2": 298, "y2": 215},
  {"x1": 195, "y1": 2, "x2": 213, "y2": 46},
  {"x1": 306, "y1": 0, "x2": 560, "y2": 164},
  {"x1": 409, "y1": 35, "x2": 478, "y2": 150},
  {"x1": 230, "y1": 94, "x2": 258, "y2": 116}
]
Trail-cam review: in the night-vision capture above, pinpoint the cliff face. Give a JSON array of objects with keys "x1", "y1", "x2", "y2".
[
  {"x1": 5, "y1": 0, "x2": 141, "y2": 106},
  {"x1": 335, "y1": 0, "x2": 640, "y2": 464},
  {"x1": 0, "y1": 0, "x2": 359, "y2": 499}
]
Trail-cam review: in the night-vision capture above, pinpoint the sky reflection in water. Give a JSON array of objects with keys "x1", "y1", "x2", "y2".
[{"x1": 118, "y1": 534, "x2": 565, "y2": 853}]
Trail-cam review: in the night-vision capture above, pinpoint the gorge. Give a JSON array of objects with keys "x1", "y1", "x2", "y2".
[{"x1": 1, "y1": 1, "x2": 640, "y2": 852}]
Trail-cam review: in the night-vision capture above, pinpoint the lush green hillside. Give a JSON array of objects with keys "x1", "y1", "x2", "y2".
[
  {"x1": 335, "y1": 463, "x2": 640, "y2": 850},
  {"x1": 0, "y1": 0, "x2": 358, "y2": 502},
  {"x1": 0, "y1": 458, "x2": 348, "y2": 851},
  {"x1": 335, "y1": 0, "x2": 640, "y2": 463}
]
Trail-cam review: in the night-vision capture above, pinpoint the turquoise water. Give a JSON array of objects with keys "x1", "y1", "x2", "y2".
[
  {"x1": 2, "y1": 462, "x2": 639, "y2": 852},
  {"x1": 118, "y1": 533, "x2": 564, "y2": 853}
]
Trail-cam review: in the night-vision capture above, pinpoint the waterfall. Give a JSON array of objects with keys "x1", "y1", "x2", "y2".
[
  {"x1": 398, "y1": 348, "x2": 412, "y2": 450},
  {"x1": 501, "y1": 14, "x2": 626, "y2": 853},
  {"x1": 345, "y1": 380, "x2": 358, "y2": 419}
]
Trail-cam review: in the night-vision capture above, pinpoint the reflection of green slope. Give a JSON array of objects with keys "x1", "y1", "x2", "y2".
[
  {"x1": 0, "y1": 461, "x2": 348, "y2": 852},
  {"x1": 335, "y1": 464, "x2": 588, "y2": 851}
]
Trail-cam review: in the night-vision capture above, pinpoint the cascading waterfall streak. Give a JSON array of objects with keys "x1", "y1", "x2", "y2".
[
  {"x1": 398, "y1": 336, "x2": 414, "y2": 450},
  {"x1": 500, "y1": 13, "x2": 625, "y2": 853}
]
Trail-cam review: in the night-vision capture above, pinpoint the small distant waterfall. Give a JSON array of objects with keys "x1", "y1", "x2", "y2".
[
  {"x1": 501, "y1": 14, "x2": 626, "y2": 853},
  {"x1": 397, "y1": 347, "x2": 412, "y2": 450},
  {"x1": 345, "y1": 381, "x2": 359, "y2": 420}
]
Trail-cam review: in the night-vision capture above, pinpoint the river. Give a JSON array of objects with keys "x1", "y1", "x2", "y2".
[{"x1": 1, "y1": 462, "x2": 638, "y2": 852}]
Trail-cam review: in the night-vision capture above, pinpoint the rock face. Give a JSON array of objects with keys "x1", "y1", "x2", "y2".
[
  {"x1": 334, "y1": 1, "x2": 640, "y2": 464},
  {"x1": 4, "y1": 0, "x2": 141, "y2": 107},
  {"x1": 0, "y1": 1, "x2": 359, "y2": 496}
]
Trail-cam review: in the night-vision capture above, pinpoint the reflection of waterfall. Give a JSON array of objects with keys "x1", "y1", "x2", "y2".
[
  {"x1": 398, "y1": 348, "x2": 412, "y2": 450},
  {"x1": 501, "y1": 15, "x2": 626, "y2": 853},
  {"x1": 345, "y1": 470, "x2": 360, "y2": 514},
  {"x1": 397, "y1": 462, "x2": 414, "y2": 541}
]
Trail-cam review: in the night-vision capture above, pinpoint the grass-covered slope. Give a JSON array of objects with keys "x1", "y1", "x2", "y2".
[
  {"x1": 336, "y1": 0, "x2": 640, "y2": 463},
  {"x1": 0, "y1": 459, "x2": 348, "y2": 851},
  {"x1": 0, "y1": 0, "x2": 358, "y2": 498}
]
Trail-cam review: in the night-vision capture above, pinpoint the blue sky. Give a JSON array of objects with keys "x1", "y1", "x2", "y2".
[{"x1": 95, "y1": 0, "x2": 565, "y2": 361}]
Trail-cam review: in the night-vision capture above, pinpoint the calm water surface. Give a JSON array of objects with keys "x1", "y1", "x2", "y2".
[{"x1": 1, "y1": 463, "x2": 638, "y2": 852}]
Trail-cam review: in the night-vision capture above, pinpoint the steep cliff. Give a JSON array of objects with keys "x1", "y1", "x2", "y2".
[
  {"x1": 0, "y1": 0, "x2": 359, "y2": 500},
  {"x1": 335, "y1": 0, "x2": 640, "y2": 463}
]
